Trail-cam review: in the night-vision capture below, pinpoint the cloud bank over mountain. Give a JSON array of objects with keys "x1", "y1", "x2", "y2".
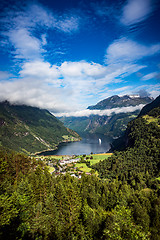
[{"x1": 55, "y1": 104, "x2": 145, "y2": 117}]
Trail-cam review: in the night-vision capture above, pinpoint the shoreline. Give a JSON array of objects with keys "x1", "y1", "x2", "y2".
[{"x1": 34, "y1": 137, "x2": 81, "y2": 156}]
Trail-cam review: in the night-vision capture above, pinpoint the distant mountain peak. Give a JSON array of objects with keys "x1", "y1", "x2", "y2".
[{"x1": 87, "y1": 94, "x2": 153, "y2": 110}]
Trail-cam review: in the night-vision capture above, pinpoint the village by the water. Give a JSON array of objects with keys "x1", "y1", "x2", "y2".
[{"x1": 37, "y1": 152, "x2": 112, "y2": 178}]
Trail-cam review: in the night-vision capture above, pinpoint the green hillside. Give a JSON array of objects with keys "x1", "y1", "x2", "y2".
[
  {"x1": 111, "y1": 95, "x2": 160, "y2": 151},
  {"x1": 93, "y1": 97, "x2": 160, "y2": 182},
  {"x1": 0, "y1": 101, "x2": 80, "y2": 154},
  {"x1": 139, "y1": 95, "x2": 160, "y2": 117}
]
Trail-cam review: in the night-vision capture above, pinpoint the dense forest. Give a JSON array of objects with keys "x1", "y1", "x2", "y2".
[
  {"x1": 93, "y1": 106, "x2": 160, "y2": 182},
  {"x1": 0, "y1": 100, "x2": 160, "y2": 239},
  {"x1": 1, "y1": 147, "x2": 159, "y2": 240}
]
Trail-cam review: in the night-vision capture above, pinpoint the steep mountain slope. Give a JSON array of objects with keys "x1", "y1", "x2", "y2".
[
  {"x1": 61, "y1": 111, "x2": 139, "y2": 138},
  {"x1": 138, "y1": 95, "x2": 160, "y2": 117},
  {"x1": 111, "y1": 95, "x2": 160, "y2": 150},
  {"x1": 60, "y1": 95, "x2": 153, "y2": 138},
  {"x1": 0, "y1": 101, "x2": 80, "y2": 154},
  {"x1": 93, "y1": 95, "x2": 160, "y2": 181}
]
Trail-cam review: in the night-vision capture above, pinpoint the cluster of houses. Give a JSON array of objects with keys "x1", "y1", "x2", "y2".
[
  {"x1": 59, "y1": 157, "x2": 80, "y2": 165},
  {"x1": 56, "y1": 156, "x2": 92, "y2": 178},
  {"x1": 38, "y1": 155, "x2": 93, "y2": 178}
]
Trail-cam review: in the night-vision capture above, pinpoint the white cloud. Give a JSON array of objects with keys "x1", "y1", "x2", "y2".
[
  {"x1": 1, "y1": 3, "x2": 81, "y2": 61},
  {"x1": 41, "y1": 34, "x2": 47, "y2": 46},
  {"x1": 141, "y1": 72, "x2": 158, "y2": 81},
  {"x1": 112, "y1": 86, "x2": 131, "y2": 92},
  {"x1": 56, "y1": 16, "x2": 80, "y2": 33},
  {"x1": 0, "y1": 59, "x2": 148, "y2": 112},
  {"x1": 0, "y1": 77, "x2": 75, "y2": 113},
  {"x1": 54, "y1": 104, "x2": 145, "y2": 117},
  {"x1": 104, "y1": 86, "x2": 132, "y2": 98},
  {"x1": 58, "y1": 61, "x2": 146, "y2": 105},
  {"x1": 150, "y1": 90, "x2": 160, "y2": 98},
  {"x1": 20, "y1": 61, "x2": 60, "y2": 80},
  {"x1": 121, "y1": 0, "x2": 153, "y2": 25},
  {"x1": 2, "y1": 3, "x2": 79, "y2": 33},
  {"x1": 7, "y1": 28, "x2": 44, "y2": 60},
  {"x1": 105, "y1": 37, "x2": 160, "y2": 64},
  {"x1": 131, "y1": 84, "x2": 160, "y2": 99},
  {"x1": 26, "y1": 4, "x2": 56, "y2": 28},
  {"x1": 60, "y1": 61, "x2": 106, "y2": 78}
]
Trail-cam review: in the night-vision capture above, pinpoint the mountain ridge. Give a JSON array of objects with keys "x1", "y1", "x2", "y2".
[
  {"x1": 0, "y1": 101, "x2": 80, "y2": 154},
  {"x1": 88, "y1": 94, "x2": 153, "y2": 110},
  {"x1": 60, "y1": 94, "x2": 153, "y2": 138},
  {"x1": 111, "y1": 95, "x2": 160, "y2": 151}
]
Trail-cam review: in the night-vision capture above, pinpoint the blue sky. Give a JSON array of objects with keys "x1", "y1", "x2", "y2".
[{"x1": 0, "y1": 0, "x2": 160, "y2": 115}]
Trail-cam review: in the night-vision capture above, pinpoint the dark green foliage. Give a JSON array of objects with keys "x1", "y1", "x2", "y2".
[
  {"x1": 111, "y1": 97, "x2": 160, "y2": 151},
  {"x1": 138, "y1": 95, "x2": 160, "y2": 117},
  {"x1": 93, "y1": 107, "x2": 160, "y2": 183},
  {"x1": 0, "y1": 153, "x2": 155, "y2": 240},
  {"x1": 0, "y1": 147, "x2": 159, "y2": 239}
]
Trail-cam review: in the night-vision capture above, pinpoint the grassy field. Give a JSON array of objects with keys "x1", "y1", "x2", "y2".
[
  {"x1": 75, "y1": 163, "x2": 91, "y2": 173},
  {"x1": 43, "y1": 155, "x2": 68, "y2": 160},
  {"x1": 48, "y1": 166, "x2": 55, "y2": 173},
  {"x1": 49, "y1": 155, "x2": 63, "y2": 160},
  {"x1": 75, "y1": 153, "x2": 113, "y2": 173},
  {"x1": 86, "y1": 153, "x2": 112, "y2": 165}
]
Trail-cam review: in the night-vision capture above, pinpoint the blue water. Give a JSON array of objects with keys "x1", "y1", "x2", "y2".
[{"x1": 39, "y1": 135, "x2": 111, "y2": 156}]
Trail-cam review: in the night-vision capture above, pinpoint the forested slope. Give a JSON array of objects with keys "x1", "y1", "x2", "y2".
[
  {"x1": 0, "y1": 101, "x2": 80, "y2": 154},
  {"x1": 93, "y1": 104, "x2": 160, "y2": 183}
]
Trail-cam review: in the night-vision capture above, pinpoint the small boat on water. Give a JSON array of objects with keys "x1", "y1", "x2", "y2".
[{"x1": 99, "y1": 138, "x2": 102, "y2": 144}]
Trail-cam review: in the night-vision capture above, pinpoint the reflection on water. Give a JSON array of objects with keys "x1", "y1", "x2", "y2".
[{"x1": 40, "y1": 135, "x2": 112, "y2": 156}]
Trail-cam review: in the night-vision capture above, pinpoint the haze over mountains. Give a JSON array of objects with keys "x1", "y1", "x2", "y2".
[{"x1": 59, "y1": 94, "x2": 153, "y2": 138}]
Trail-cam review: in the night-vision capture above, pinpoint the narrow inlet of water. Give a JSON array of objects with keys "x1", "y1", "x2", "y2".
[{"x1": 39, "y1": 135, "x2": 112, "y2": 156}]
